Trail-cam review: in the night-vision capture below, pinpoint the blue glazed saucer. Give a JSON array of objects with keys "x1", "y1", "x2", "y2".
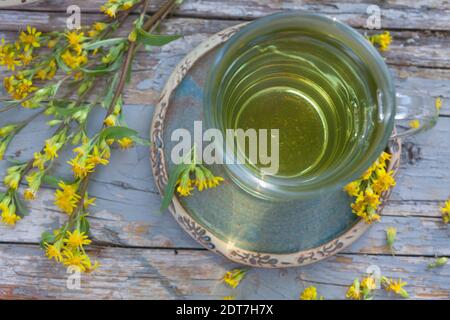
[{"x1": 150, "y1": 24, "x2": 401, "y2": 268}]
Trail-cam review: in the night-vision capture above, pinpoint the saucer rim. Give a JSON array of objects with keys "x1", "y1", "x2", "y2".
[{"x1": 150, "y1": 23, "x2": 402, "y2": 268}]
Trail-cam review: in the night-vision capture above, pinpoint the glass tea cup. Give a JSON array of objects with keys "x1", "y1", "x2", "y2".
[{"x1": 203, "y1": 12, "x2": 438, "y2": 201}]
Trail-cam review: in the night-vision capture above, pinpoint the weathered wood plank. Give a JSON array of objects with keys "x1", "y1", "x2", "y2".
[
  {"x1": 2, "y1": 107, "x2": 450, "y2": 201},
  {"x1": 4, "y1": 0, "x2": 450, "y2": 30},
  {"x1": 1, "y1": 14, "x2": 450, "y2": 69},
  {"x1": 0, "y1": 187, "x2": 447, "y2": 256},
  {"x1": 0, "y1": 106, "x2": 449, "y2": 255},
  {"x1": 0, "y1": 243, "x2": 448, "y2": 299}
]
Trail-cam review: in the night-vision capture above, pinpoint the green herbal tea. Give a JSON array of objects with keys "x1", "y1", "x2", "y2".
[{"x1": 222, "y1": 33, "x2": 378, "y2": 177}]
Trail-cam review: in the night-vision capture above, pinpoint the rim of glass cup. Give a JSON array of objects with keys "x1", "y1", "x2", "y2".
[{"x1": 203, "y1": 11, "x2": 396, "y2": 201}]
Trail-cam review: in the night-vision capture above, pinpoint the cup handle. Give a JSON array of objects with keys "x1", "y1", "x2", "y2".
[{"x1": 391, "y1": 92, "x2": 440, "y2": 139}]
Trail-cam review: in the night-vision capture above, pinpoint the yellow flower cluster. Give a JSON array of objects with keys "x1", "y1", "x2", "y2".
[
  {"x1": 344, "y1": 151, "x2": 396, "y2": 224},
  {"x1": 100, "y1": 0, "x2": 140, "y2": 18},
  {"x1": 32, "y1": 130, "x2": 67, "y2": 171},
  {"x1": 299, "y1": 286, "x2": 324, "y2": 300},
  {"x1": 176, "y1": 164, "x2": 224, "y2": 197},
  {"x1": 441, "y1": 200, "x2": 450, "y2": 224},
  {"x1": 68, "y1": 142, "x2": 110, "y2": 180},
  {"x1": 367, "y1": 31, "x2": 392, "y2": 51},
  {"x1": 88, "y1": 22, "x2": 107, "y2": 38},
  {"x1": 0, "y1": 195, "x2": 21, "y2": 226},
  {"x1": 61, "y1": 30, "x2": 88, "y2": 71},
  {"x1": 346, "y1": 275, "x2": 377, "y2": 300},
  {"x1": 3, "y1": 74, "x2": 37, "y2": 101},
  {"x1": 54, "y1": 181, "x2": 82, "y2": 215},
  {"x1": 381, "y1": 277, "x2": 409, "y2": 298},
  {"x1": 44, "y1": 227, "x2": 99, "y2": 273},
  {"x1": 346, "y1": 274, "x2": 409, "y2": 300},
  {"x1": 0, "y1": 26, "x2": 45, "y2": 102},
  {"x1": 222, "y1": 268, "x2": 248, "y2": 289},
  {"x1": 436, "y1": 97, "x2": 443, "y2": 112}
]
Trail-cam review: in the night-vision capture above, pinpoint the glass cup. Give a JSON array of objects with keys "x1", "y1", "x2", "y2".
[{"x1": 203, "y1": 12, "x2": 439, "y2": 201}]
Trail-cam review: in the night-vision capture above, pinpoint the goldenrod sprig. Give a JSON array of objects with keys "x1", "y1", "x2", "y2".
[
  {"x1": 427, "y1": 257, "x2": 448, "y2": 270},
  {"x1": 1, "y1": 0, "x2": 183, "y2": 274},
  {"x1": 344, "y1": 151, "x2": 396, "y2": 224},
  {"x1": 300, "y1": 286, "x2": 324, "y2": 300},
  {"x1": 161, "y1": 146, "x2": 225, "y2": 211}
]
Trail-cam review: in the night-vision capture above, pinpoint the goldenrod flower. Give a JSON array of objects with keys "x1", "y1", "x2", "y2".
[
  {"x1": 385, "y1": 227, "x2": 397, "y2": 252},
  {"x1": 62, "y1": 248, "x2": 91, "y2": 272},
  {"x1": 101, "y1": 4, "x2": 119, "y2": 18},
  {"x1": 176, "y1": 177, "x2": 194, "y2": 197},
  {"x1": 86, "y1": 146, "x2": 109, "y2": 166},
  {"x1": 379, "y1": 151, "x2": 391, "y2": 165},
  {"x1": 64, "y1": 229, "x2": 92, "y2": 248},
  {"x1": 44, "y1": 140, "x2": 60, "y2": 160},
  {"x1": 1, "y1": 210, "x2": 21, "y2": 225},
  {"x1": 363, "y1": 189, "x2": 381, "y2": 208},
  {"x1": 68, "y1": 158, "x2": 95, "y2": 179},
  {"x1": 409, "y1": 119, "x2": 420, "y2": 129},
  {"x1": 435, "y1": 97, "x2": 443, "y2": 111},
  {"x1": 4, "y1": 170, "x2": 21, "y2": 190},
  {"x1": 440, "y1": 200, "x2": 450, "y2": 224},
  {"x1": 372, "y1": 169, "x2": 396, "y2": 194},
  {"x1": 32, "y1": 152, "x2": 47, "y2": 170},
  {"x1": 65, "y1": 31, "x2": 85, "y2": 54},
  {"x1": 361, "y1": 276, "x2": 377, "y2": 291},
  {"x1": 44, "y1": 242, "x2": 63, "y2": 262},
  {"x1": 346, "y1": 279, "x2": 361, "y2": 300},
  {"x1": 117, "y1": 137, "x2": 134, "y2": 150},
  {"x1": 61, "y1": 50, "x2": 87, "y2": 70},
  {"x1": 19, "y1": 26, "x2": 41, "y2": 51},
  {"x1": 300, "y1": 286, "x2": 323, "y2": 300},
  {"x1": 54, "y1": 182, "x2": 81, "y2": 215},
  {"x1": 222, "y1": 268, "x2": 248, "y2": 289},
  {"x1": 103, "y1": 114, "x2": 116, "y2": 127},
  {"x1": 121, "y1": 1, "x2": 134, "y2": 10},
  {"x1": 368, "y1": 31, "x2": 392, "y2": 51},
  {"x1": 83, "y1": 195, "x2": 96, "y2": 209},
  {"x1": 344, "y1": 180, "x2": 361, "y2": 197},
  {"x1": 0, "y1": 51, "x2": 22, "y2": 71},
  {"x1": 381, "y1": 277, "x2": 409, "y2": 298},
  {"x1": 19, "y1": 52, "x2": 33, "y2": 65},
  {"x1": 89, "y1": 22, "x2": 108, "y2": 37},
  {"x1": 24, "y1": 189, "x2": 36, "y2": 200}
]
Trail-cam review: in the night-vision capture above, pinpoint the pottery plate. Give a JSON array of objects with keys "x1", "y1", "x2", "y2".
[{"x1": 150, "y1": 24, "x2": 401, "y2": 268}]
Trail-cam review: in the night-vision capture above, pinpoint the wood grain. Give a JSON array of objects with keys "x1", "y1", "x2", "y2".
[
  {"x1": 4, "y1": 0, "x2": 450, "y2": 30},
  {"x1": 0, "y1": 243, "x2": 449, "y2": 299},
  {"x1": 0, "y1": 0, "x2": 449, "y2": 300}
]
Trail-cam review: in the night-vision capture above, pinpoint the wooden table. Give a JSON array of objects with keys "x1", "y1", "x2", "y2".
[{"x1": 0, "y1": 0, "x2": 449, "y2": 300}]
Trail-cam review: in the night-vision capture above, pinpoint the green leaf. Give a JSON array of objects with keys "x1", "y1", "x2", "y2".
[
  {"x1": 131, "y1": 135, "x2": 151, "y2": 146},
  {"x1": 54, "y1": 48, "x2": 72, "y2": 74},
  {"x1": 160, "y1": 164, "x2": 189, "y2": 212},
  {"x1": 52, "y1": 105, "x2": 88, "y2": 118},
  {"x1": 5, "y1": 157, "x2": 26, "y2": 165},
  {"x1": 40, "y1": 231, "x2": 56, "y2": 247},
  {"x1": 79, "y1": 215, "x2": 90, "y2": 234},
  {"x1": 100, "y1": 126, "x2": 139, "y2": 140},
  {"x1": 83, "y1": 37, "x2": 127, "y2": 50},
  {"x1": 42, "y1": 175, "x2": 68, "y2": 188},
  {"x1": 13, "y1": 192, "x2": 29, "y2": 218},
  {"x1": 136, "y1": 29, "x2": 182, "y2": 47},
  {"x1": 80, "y1": 55, "x2": 124, "y2": 75},
  {"x1": 102, "y1": 73, "x2": 120, "y2": 109}
]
